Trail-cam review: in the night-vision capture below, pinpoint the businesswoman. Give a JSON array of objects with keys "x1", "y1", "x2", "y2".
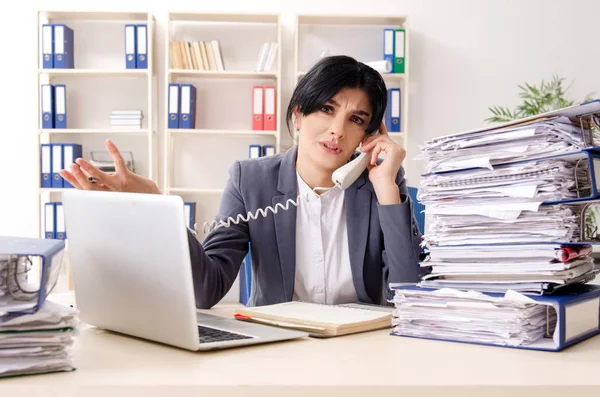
[{"x1": 60, "y1": 55, "x2": 423, "y2": 309}]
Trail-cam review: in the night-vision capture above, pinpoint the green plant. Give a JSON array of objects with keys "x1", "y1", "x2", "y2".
[{"x1": 485, "y1": 75, "x2": 594, "y2": 123}]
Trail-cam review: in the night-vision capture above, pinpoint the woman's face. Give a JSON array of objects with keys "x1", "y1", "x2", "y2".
[{"x1": 296, "y1": 87, "x2": 373, "y2": 173}]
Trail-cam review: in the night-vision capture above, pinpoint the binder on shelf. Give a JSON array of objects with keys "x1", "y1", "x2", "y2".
[
  {"x1": 249, "y1": 145, "x2": 261, "y2": 159},
  {"x1": 383, "y1": 28, "x2": 394, "y2": 71},
  {"x1": 239, "y1": 243, "x2": 252, "y2": 305},
  {"x1": 393, "y1": 29, "x2": 405, "y2": 74},
  {"x1": 61, "y1": 144, "x2": 82, "y2": 189},
  {"x1": 391, "y1": 284, "x2": 600, "y2": 352},
  {"x1": 53, "y1": 24, "x2": 74, "y2": 69},
  {"x1": 184, "y1": 202, "x2": 196, "y2": 230},
  {"x1": 264, "y1": 86, "x2": 276, "y2": 131},
  {"x1": 179, "y1": 84, "x2": 196, "y2": 129},
  {"x1": 54, "y1": 84, "x2": 67, "y2": 129},
  {"x1": 42, "y1": 24, "x2": 54, "y2": 69},
  {"x1": 252, "y1": 86, "x2": 264, "y2": 130},
  {"x1": 385, "y1": 88, "x2": 401, "y2": 132},
  {"x1": 168, "y1": 83, "x2": 180, "y2": 129},
  {"x1": 40, "y1": 144, "x2": 52, "y2": 188},
  {"x1": 51, "y1": 144, "x2": 63, "y2": 188},
  {"x1": 0, "y1": 235, "x2": 66, "y2": 316},
  {"x1": 262, "y1": 145, "x2": 275, "y2": 157},
  {"x1": 124, "y1": 24, "x2": 137, "y2": 69},
  {"x1": 55, "y1": 202, "x2": 66, "y2": 240},
  {"x1": 136, "y1": 24, "x2": 148, "y2": 69},
  {"x1": 45, "y1": 202, "x2": 56, "y2": 240},
  {"x1": 41, "y1": 84, "x2": 54, "y2": 129}
]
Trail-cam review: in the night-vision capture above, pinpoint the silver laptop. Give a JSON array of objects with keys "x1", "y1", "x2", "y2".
[{"x1": 62, "y1": 190, "x2": 308, "y2": 351}]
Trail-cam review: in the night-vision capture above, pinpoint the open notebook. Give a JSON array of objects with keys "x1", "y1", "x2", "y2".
[{"x1": 233, "y1": 302, "x2": 393, "y2": 337}]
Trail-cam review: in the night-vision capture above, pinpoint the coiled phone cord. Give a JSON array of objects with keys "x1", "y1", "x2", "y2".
[{"x1": 197, "y1": 184, "x2": 338, "y2": 235}]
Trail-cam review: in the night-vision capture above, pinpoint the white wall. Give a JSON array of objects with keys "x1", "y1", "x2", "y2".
[{"x1": 1, "y1": 0, "x2": 599, "y2": 238}]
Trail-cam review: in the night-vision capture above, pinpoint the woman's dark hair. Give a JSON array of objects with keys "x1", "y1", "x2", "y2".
[{"x1": 286, "y1": 55, "x2": 387, "y2": 136}]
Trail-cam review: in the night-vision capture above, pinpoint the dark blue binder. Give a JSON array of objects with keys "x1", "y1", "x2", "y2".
[
  {"x1": 41, "y1": 84, "x2": 54, "y2": 129},
  {"x1": 179, "y1": 84, "x2": 196, "y2": 129},
  {"x1": 262, "y1": 145, "x2": 275, "y2": 156},
  {"x1": 239, "y1": 243, "x2": 252, "y2": 305},
  {"x1": 383, "y1": 28, "x2": 394, "y2": 71},
  {"x1": 44, "y1": 202, "x2": 57, "y2": 239},
  {"x1": 136, "y1": 24, "x2": 148, "y2": 69},
  {"x1": 55, "y1": 202, "x2": 66, "y2": 240},
  {"x1": 62, "y1": 144, "x2": 82, "y2": 188},
  {"x1": 407, "y1": 186, "x2": 425, "y2": 235},
  {"x1": 385, "y1": 88, "x2": 401, "y2": 132},
  {"x1": 0, "y1": 236, "x2": 65, "y2": 316},
  {"x1": 42, "y1": 24, "x2": 54, "y2": 68},
  {"x1": 40, "y1": 143, "x2": 52, "y2": 188},
  {"x1": 184, "y1": 202, "x2": 196, "y2": 229},
  {"x1": 168, "y1": 84, "x2": 180, "y2": 129},
  {"x1": 53, "y1": 24, "x2": 74, "y2": 69},
  {"x1": 51, "y1": 144, "x2": 63, "y2": 188},
  {"x1": 54, "y1": 84, "x2": 67, "y2": 129},
  {"x1": 125, "y1": 24, "x2": 137, "y2": 69}
]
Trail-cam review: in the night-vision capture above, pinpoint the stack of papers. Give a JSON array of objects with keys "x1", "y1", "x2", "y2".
[
  {"x1": 391, "y1": 288, "x2": 556, "y2": 346},
  {"x1": 417, "y1": 116, "x2": 600, "y2": 173},
  {"x1": 0, "y1": 238, "x2": 78, "y2": 378},
  {"x1": 415, "y1": 109, "x2": 599, "y2": 294},
  {"x1": 419, "y1": 157, "x2": 582, "y2": 205},
  {"x1": 423, "y1": 204, "x2": 582, "y2": 246},
  {"x1": 0, "y1": 301, "x2": 77, "y2": 378},
  {"x1": 110, "y1": 109, "x2": 143, "y2": 129},
  {"x1": 420, "y1": 244, "x2": 595, "y2": 294}
]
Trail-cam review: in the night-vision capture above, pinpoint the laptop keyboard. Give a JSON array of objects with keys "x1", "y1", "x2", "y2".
[{"x1": 198, "y1": 325, "x2": 255, "y2": 344}]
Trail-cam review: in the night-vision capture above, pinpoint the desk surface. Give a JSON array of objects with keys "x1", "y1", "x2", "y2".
[{"x1": 2, "y1": 300, "x2": 600, "y2": 397}]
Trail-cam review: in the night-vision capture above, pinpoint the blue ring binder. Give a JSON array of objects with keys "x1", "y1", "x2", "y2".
[{"x1": 0, "y1": 236, "x2": 65, "y2": 318}]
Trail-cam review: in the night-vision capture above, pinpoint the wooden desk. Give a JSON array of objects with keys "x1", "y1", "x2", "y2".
[{"x1": 2, "y1": 302, "x2": 600, "y2": 397}]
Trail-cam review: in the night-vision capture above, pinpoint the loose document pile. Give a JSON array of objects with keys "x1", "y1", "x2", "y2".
[
  {"x1": 0, "y1": 301, "x2": 77, "y2": 378},
  {"x1": 392, "y1": 288, "x2": 556, "y2": 347},
  {"x1": 0, "y1": 252, "x2": 78, "y2": 378}
]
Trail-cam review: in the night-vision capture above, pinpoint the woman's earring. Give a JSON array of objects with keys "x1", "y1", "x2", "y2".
[{"x1": 293, "y1": 127, "x2": 300, "y2": 145}]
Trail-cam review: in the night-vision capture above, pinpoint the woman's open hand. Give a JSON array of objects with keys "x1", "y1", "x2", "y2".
[{"x1": 59, "y1": 139, "x2": 161, "y2": 194}]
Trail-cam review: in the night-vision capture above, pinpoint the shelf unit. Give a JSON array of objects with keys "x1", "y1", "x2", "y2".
[
  {"x1": 163, "y1": 12, "x2": 281, "y2": 305},
  {"x1": 163, "y1": 12, "x2": 282, "y2": 229},
  {"x1": 36, "y1": 11, "x2": 156, "y2": 291},
  {"x1": 294, "y1": 14, "x2": 408, "y2": 160}
]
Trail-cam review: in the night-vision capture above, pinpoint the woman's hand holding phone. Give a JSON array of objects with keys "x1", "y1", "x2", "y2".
[{"x1": 360, "y1": 122, "x2": 406, "y2": 204}]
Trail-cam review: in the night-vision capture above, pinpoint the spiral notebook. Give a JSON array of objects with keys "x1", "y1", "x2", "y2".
[{"x1": 233, "y1": 302, "x2": 393, "y2": 337}]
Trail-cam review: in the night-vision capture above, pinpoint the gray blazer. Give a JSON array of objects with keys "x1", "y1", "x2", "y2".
[{"x1": 186, "y1": 145, "x2": 422, "y2": 309}]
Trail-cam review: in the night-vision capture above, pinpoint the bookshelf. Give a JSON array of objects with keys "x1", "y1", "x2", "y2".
[
  {"x1": 164, "y1": 12, "x2": 282, "y2": 242},
  {"x1": 36, "y1": 11, "x2": 156, "y2": 291},
  {"x1": 294, "y1": 14, "x2": 409, "y2": 171}
]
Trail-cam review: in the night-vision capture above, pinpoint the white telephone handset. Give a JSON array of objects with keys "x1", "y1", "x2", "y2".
[
  {"x1": 331, "y1": 130, "x2": 378, "y2": 190},
  {"x1": 331, "y1": 151, "x2": 371, "y2": 190}
]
